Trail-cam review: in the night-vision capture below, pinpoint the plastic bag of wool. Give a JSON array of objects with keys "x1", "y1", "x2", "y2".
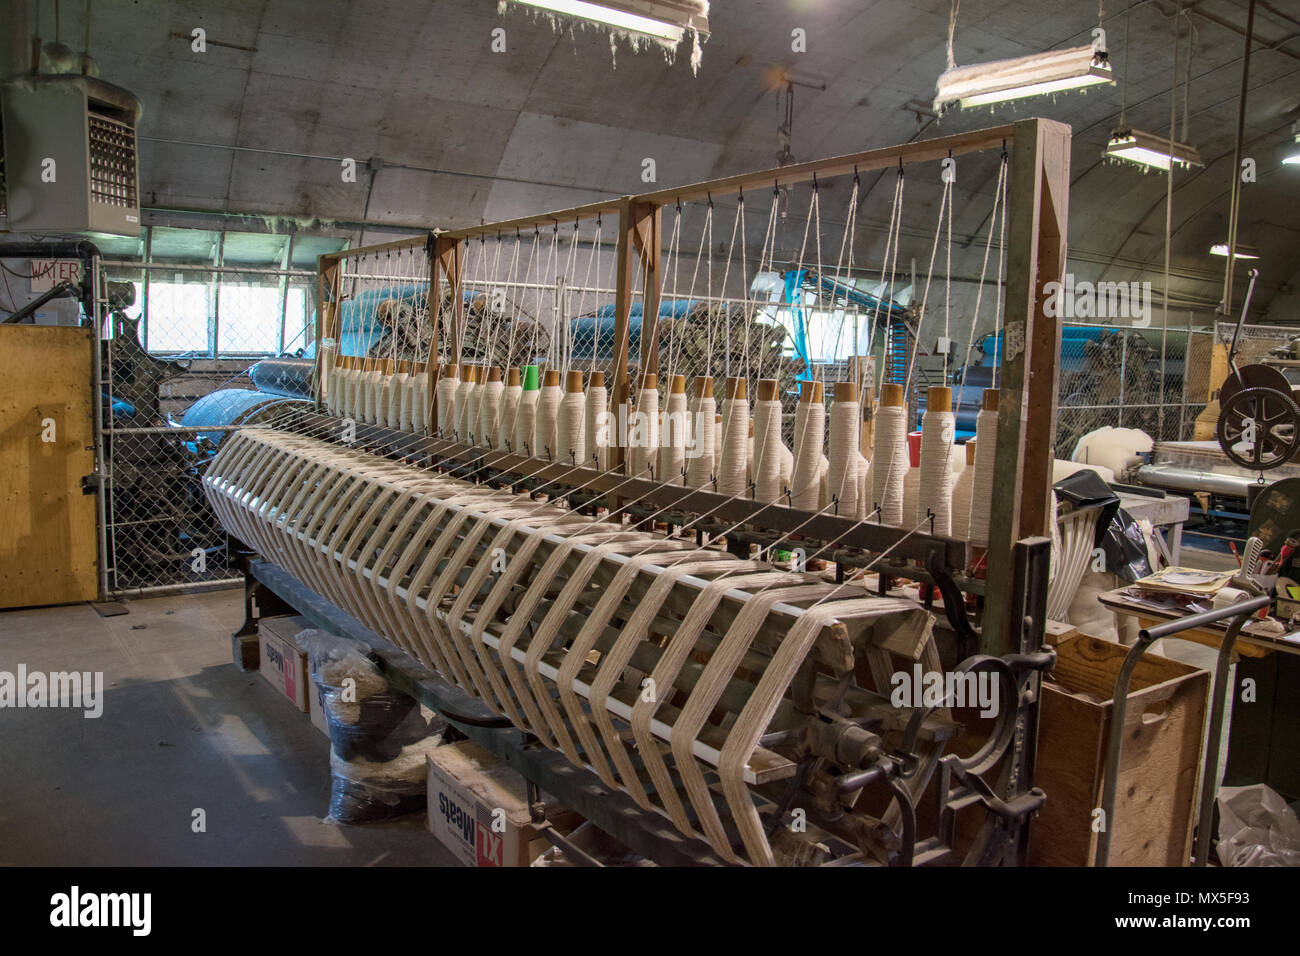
[{"x1": 298, "y1": 629, "x2": 446, "y2": 824}]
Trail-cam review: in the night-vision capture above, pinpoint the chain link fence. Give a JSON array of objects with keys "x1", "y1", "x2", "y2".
[{"x1": 98, "y1": 228, "x2": 332, "y2": 594}]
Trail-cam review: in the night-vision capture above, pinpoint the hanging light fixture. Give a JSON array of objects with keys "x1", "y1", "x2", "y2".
[
  {"x1": 507, "y1": 0, "x2": 709, "y2": 44},
  {"x1": 1210, "y1": 242, "x2": 1260, "y2": 260},
  {"x1": 935, "y1": 44, "x2": 1113, "y2": 112},
  {"x1": 1105, "y1": 128, "x2": 1202, "y2": 170},
  {"x1": 1283, "y1": 121, "x2": 1300, "y2": 165}
]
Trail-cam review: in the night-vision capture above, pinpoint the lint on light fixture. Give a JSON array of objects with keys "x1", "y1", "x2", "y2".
[
  {"x1": 1105, "y1": 128, "x2": 1202, "y2": 171},
  {"x1": 1283, "y1": 121, "x2": 1300, "y2": 166},
  {"x1": 1210, "y1": 243, "x2": 1260, "y2": 260},
  {"x1": 934, "y1": 45, "x2": 1113, "y2": 112},
  {"x1": 507, "y1": 0, "x2": 709, "y2": 44}
]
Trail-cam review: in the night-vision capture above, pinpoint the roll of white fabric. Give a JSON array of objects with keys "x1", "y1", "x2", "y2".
[
  {"x1": 686, "y1": 393, "x2": 716, "y2": 488},
  {"x1": 454, "y1": 376, "x2": 474, "y2": 439},
  {"x1": 389, "y1": 370, "x2": 409, "y2": 430},
  {"x1": 585, "y1": 382, "x2": 608, "y2": 469},
  {"x1": 629, "y1": 386, "x2": 659, "y2": 479},
  {"x1": 968, "y1": 407, "x2": 999, "y2": 548},
  {"x1": 658, "y1": 389, "x2": 689, "y2": 486},
  {"x1": 515, "y1": 388, "x2": 539, "y2": 455},
  {"x1": 828, "y1": 396, "x2": 862, "y2": 517},
  {"x1": 951, "y1": 450, "x2": 974, "y2": 541},
  {"x1": 478, "y1": 377, "x2": 504, "y2": 449},
  {"x1": 718, "y1": 397, "x2": 750, "y2": 497},
  {"x1": 918, "y1": 409, "x2": 956, "y2": 536},
  {"x1": 791, "y1": 399, "x2": 825, "y2": 510},
  {"x1": 436, "y1": 369, "x2": 458, "y2": 436},
  {"x1": 558, "y1": 390, "x2": 586, "y2": 465},
  {"x1": 753, "y1": 398, "x2": 784, "y2": 503},
  {"x1": 499, "y1": 383, "x2": 522, "y2": 451},
  {"x1": 535, "y1": 379, "x2": 561, "y2": 459},
  {"x1": 871, "y1": 405, "x2": 909, "y2": 526}
]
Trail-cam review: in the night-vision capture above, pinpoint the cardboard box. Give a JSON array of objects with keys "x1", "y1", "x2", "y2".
[
  {"x1": 427, "y1": 741, "x2": 553, "y2": 867},
  {"x1": 258, "y1": 615, "x2": 311, "y2": 713}
]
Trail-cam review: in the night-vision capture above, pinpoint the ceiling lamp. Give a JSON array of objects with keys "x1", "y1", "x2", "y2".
[
  {"x1": 1284, "y1": 122, "x2": 1300, "y2": 166},
  {"x1": 1105, "y1": 128, "x2": 1202, "y2": 171},
  {"x1": 508, "y1": 0, "x2": 709, "y2": 44},
  {"x1": 934, "y1": 45, "x2": 1113, "y2": 112},
  {"x1": 1210, "y1": 243, "x2": 1260, "y2": 260}
]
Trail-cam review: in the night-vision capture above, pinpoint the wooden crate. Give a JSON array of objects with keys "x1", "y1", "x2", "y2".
[{"x1": 1031, "y1": 635, "x2": 1209, "y2": 867}]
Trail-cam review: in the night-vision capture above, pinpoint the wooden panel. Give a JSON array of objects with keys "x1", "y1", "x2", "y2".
[
  {"x1": 1030, "y1": 636, "x2": 1209, "y2": 866},
  {"x1": 0, "y1": 325, "x2": 98, "y2": 608}
]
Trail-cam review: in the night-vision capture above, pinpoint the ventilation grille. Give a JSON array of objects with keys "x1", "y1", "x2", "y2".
[{"x1": 88, "y1": 111, "x2": 137, "y2": 208}]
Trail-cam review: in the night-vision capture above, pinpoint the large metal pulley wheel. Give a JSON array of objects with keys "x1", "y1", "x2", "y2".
[{"x1": 1217, "y1": 386, "x2": 1300, "y2": 470}]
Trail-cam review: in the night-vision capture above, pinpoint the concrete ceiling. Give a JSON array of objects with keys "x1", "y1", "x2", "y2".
[{"x1": 9, "y1": 0, "x2": 1300, "y2": 319}]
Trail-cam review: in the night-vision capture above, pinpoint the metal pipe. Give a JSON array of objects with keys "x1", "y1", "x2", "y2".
[
  {"x1": 1095, "y1": 595, "x2": 1267, "y2": 866},
  {"x1": 1221, "y1": 0, "x2": 1256, "y2": 316}
]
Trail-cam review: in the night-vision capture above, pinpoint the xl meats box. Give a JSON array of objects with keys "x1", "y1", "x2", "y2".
[{"x1": 426, "y1": 741, "x2": 553, "y2": 867}]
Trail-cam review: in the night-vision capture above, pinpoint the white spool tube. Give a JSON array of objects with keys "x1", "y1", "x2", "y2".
[
  {"x1": 918, "y1": 388, "x2": 956, "y2": 537},
  {"x1": 685, "y1": 380, "x2": 715, "y2": 489},
  {"x1": 790, "y1": 382, "x2": 825, "y2": 511},
  {"x1": 389, "y1": 370, "x2": 408, "y2": 429},
  {"x1": 658, "y1": 378, "x2": 688, "y2": 486},
  {"x1": 753, "y1": 381, "x2": 784, "y2": 504},
  {"x1": 436, "y1": 367, "x2": 458, "y2": 436},
  {"x1": 454, "y1": 374, "x2": 474, "y2": 440},
  {"x1": 828, "y1": 384, "x2": 862, "y2": 517},
  {"x1": 585, "y1": 374, "x2": 608, "y2": 469},
  {"x1": 871, "y1": 386, "x2": 909, "y2": 527},
  {"x1": 534, "y1": 372, "x2": 562, "y2": 459},
  {"x1": 479, "y1": 373, "x2": 504, "y2": 449},
  {"x1": 558, "y1": 372, "x2": 586, "y2": 465},
  {"x1": 515, "y1": 387, "x2": 539, "y2": 456},
  {"x1": 968, "y1": 394, "x2": 1000, "y2": 549},
  {"x1": 717, "y1": 379, "x2": 749, "y2": 497},
  {"x1": 629, "y1": 380, "x2": 659, "y2": 479},
  {"x1": 951, "y1": 443, "x2": 975, "y2": 541},
  {"x1": 411, "y1": 373, "x2": 427, "y2": 433},
  {"x1": 499, "y1": 379, "x2": 522, "y2": 451}
]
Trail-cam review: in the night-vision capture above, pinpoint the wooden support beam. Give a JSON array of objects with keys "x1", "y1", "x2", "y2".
[
  {"x1": 982, "y1": 118, "x2": 1071, "y2": 656},
  {"x1": 313, "y1": 254, "x2": 341, "y2": 411},
  {"x1": 429, "y1": 235, "x2": 465, "y2": 432},
  {"x1": 637, "y1": 204, "x2": 663, "y2": 379}
]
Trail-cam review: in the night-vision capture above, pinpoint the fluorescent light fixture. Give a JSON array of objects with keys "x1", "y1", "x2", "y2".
[
  {"x1": 1284, "y1": 123, "x2": 1300, "y2": 166},
  {"x1": 1210, "y1": 243, "x2": 1260, "y2": 260},
  {"x1": 934, "y1": 45, "x2": 1113, "y2": 112},
  {"x1": 1104, "y1": 128, "x2": 1203, "y2": 171},
  {"x1": 509, "y1": 0, "x2": 709, "y2": 44}
]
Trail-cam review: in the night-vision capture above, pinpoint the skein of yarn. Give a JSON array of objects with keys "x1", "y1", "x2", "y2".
[
  {"x1": 753, "y1": 379, "x2": 784, "y2": 503},
  {"x1": 871, "y1": 382, "x2": 908, "y2": 527},
  {"x1": 534, "y1": 369, "x2": 562, "y2": 460},
  {"x1": 515, "y1": 365, "x2": 540, "y2": 455},
  {"x1": 558, "y1": 370, "x2": 586, "y2": 465},
  {"x1": 478, "y1": 366, "x2": 504, "y2": 448},
  {"x1": 498, "y1": 367, "x2": 522, "y2": 451},
  {"x1": 790, "y1": 380, "x2": 825, "y2": 510},
  {"x1": 968, "y1": 389, "x2": 1000, "y2": 549},
  {"x1": 584, "y1": 371, "x2": 608, "y2": 469},
  {"x1": 718, "y1": 378, "x2": 750, "y2": 497},
  {"x1": 918, "y1": 386, "x2": 957, "y2": 536},
  {"x1": 686, "y1": 376, "x2": 715, "y2": 488},
  {"x1": 829, "y1": 381, "x2": 863, "y2": 517},
  {"x1": 658, "y1": 374, "x2": 689, "y2": 486},
  {"x1": 629, "y1": 373, "x2": 660, "y2": 479}
]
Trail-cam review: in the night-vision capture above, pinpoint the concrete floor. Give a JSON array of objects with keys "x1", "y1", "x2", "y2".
[{"x1": 0, "y1": 587, "x2": 459, "y2": 866}]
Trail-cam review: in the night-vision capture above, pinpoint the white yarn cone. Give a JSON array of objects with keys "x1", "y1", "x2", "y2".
[
  {"x1": 951, "y1": 442, "x2": 975, "y2": 541},
  {"x1": 753, "y1": 384, "x2": 784, "y2": 503},
  {"x1": 918, "y1": 389, "x2": 957, "y2": 537},
  {"x1": 585, "y1": 376, "x2": 609, "y2": 469},
  {"x1": 718, "y1": 382, "x2": 750, "y2": 497},
  {"x1": 629, "y1": 382, "x2": 660, "y2": 479},
  {"x1": 516, "y1": 387, "x2": 539, "y2": 456},
  {"x1": 829, "y1": 385, "x2": 863, "y2": 517},
  {"x1": 389, "y1": 370, "x2": 408, "y2": 429},
  {"x1": 535, "y1": 375, "x2": 562, "y2": 460},
  {"x1": 969, "y1": 393, "x2": 1000, "y2": 549},
  {"x1": 499, "y1": 381, "x2": 522, "y2": 451},
  {"x1": 436, "y1": 367, "x2": 458, "y2": 436},
  {"x1": 871, "y1": 386, "x2": 909, "y2": 526},
  {"x1": 686, "y1": 382, "x2": 715, "y2": 489},
  {"x1": 558, "y1": 377, "x2": 586, "y2": 465},
  {"x1": 791, "y1": 387, "x2": 825, "y2": 510},
  {"x1": 478, "y1": 375, "x2": 504, "y2": 449},
  {"x1": 658, "y1": 381, "x2": 689, "y2": 486}
]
